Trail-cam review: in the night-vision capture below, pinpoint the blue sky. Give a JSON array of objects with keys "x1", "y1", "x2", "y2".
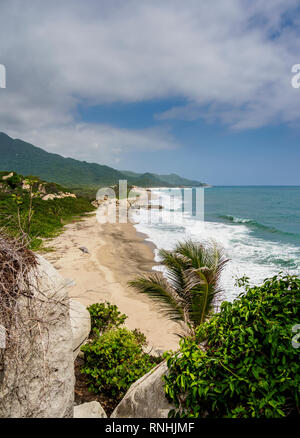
[
  {"x1": 1, "y1": 0, "x2": 300, "y2": 185},
  {"x1": 79, "y1": 101, "x2": 300, "y2": 185}
]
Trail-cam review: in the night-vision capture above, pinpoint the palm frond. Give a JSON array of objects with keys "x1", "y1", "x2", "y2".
[
  {"x1": 128, "y1": 272, "x2": 184, "y2": 322},
  {"x1": 158, "y1": 249, "x2": 189, "y2": 297},
  {"x1": 129, "y1": 239, "x2": 230, "y2": 332},
  {"x1": 175, "y1": 239, "x2": 206, "y2": 268}
]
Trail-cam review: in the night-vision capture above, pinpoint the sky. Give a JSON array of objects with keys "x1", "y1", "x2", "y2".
[{"x1": 0, "y1": 0, "x2": 300, "y2": 185}]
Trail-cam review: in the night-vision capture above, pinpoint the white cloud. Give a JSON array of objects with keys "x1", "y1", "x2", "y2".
[
  {"x1": 0, "y1": 0, "x2": 299, "y2": 162},
  {"x1": 4, "y1": 123, "x2": 176, "y2": 165}
]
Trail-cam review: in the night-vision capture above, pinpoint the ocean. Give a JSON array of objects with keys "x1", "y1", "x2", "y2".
[{"x1": 133, "y1": 186, "x2": 300, "y2": 301}]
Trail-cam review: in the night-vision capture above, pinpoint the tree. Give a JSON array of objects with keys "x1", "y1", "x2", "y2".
[
  {"x1": 128, "y1": 240, "x2": 228, "y2": 332},
  {"x1": 11, "y1": 177, "x2": 39, "y2": 241}
]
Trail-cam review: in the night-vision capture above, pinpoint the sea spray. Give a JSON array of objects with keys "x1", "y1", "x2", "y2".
[{"x1": 133, "y1": 187, "x2": 300, "y2": 301}]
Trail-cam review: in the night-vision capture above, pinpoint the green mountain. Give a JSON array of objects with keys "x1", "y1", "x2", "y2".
[
  {"x1": 0, "y1": 132, "x2": 206, "y2": 188},
  {"x1": 130, "y1": 172, "x2": 173, "y2": 187},
  {"x1": 122, "y1": 170, "x2": 205, "y2": 187},
  {"x1": 0, "y1": 132, "x2": 124, "y2": 188}
]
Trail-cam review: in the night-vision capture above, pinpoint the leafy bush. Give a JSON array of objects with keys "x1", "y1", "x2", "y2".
[
  {"x1": 88, "y1": 302, "x2": 127, "y2": 336},
  {"x1": 131, "y1": 328, "x2": 148, "y2": 347},
  {"x1": 164, "y1": 274, "x2": 300, "y2": 418},
  {"x1": 0, "y1": 192, "x2": 95, "y2": 249},
  {"x1": 6, "y1": 173, "x2": 22, "y2": 189},
  {"x1": 81, "y1": 328, "x2": 156, "y2": 398}
]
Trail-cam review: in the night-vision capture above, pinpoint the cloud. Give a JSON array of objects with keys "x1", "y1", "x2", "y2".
[
  {"x1": 3, "y1": 123, "x2": 177, "y2": 165},
  {"x1": 0, "y1": 0, "x2": 299, "y2": 163}
]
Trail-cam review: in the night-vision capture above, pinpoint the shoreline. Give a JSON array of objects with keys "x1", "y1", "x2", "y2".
[{"x1": 42, "y1": 213, "x2": 180, "y2": 351}]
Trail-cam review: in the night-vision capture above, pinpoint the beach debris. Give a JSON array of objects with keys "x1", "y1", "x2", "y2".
[{"x1": 79, "y1": 246, "x2": 89, "y2": 254}]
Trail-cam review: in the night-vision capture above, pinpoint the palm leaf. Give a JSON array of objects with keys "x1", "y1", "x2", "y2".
[
  {"x1": 158, "y1": 249, "x2": 187, "y2": 298},
  {"x1": 129, "y1": 239, "x2": 229, "y2": 331},
  {"x1": 128, "y1": 272, "x2": 184, "y2": 322}
]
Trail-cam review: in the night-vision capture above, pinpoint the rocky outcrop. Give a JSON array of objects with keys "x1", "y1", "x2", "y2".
[
  {"x1": 42, "y1": 192, "x2": 76, "y2": 201},
  {"x1": 21, "y1": 181, "x2": 31, "y2": 190},
  {"x1": 0, "y1": 172, "x2": 76, "y2": 201},
  {"x1": 0, "y1": 255, "x2": 75, "y2": 418},
  {"x1": 111, "y1": 361, "x2": 175, "y2": 418},
  {"x1": 74, "y1": 401, "x2": 107, "y2": 418},
  {"x1": 38, "y1": 183, "x2": 46, "y2": 194},
  {"x1": 133, "y1": 204, "x2": 163, "y2": 210},
  {"x1": 2, "y1": 172, "x2": 13, "y2": 180},
  {"x1": 92, "y1": 197, "x2": 119, "y2": 208},
  {"x1": 69, "y1": 299, "x2": 91, "y2": 359}
]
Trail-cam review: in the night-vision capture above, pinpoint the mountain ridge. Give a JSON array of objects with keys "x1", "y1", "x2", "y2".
[{"x1": 0, "y1": 132, "x2": 206, "y2": 189}]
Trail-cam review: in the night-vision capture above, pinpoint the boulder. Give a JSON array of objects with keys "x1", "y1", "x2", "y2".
[
  {"x1": 111, "y1": 361, "x2": 175, "y2": 418},
  {"x1": 69, "y1": 299, "x2": 91, "y2": 359},
  {"x1": 42, "y1": 192, "x2": 76, "y2": 201},
  {"x1": 21, "y1": 180, "x2": 31, "y2": 190},
  {"x1": 74, "y1": 401, "x2": 107, "y2": 418},
  {"x1": 0, "y1": 254, "x2": 75, "y2": 418},
  {"x1": 42, "y1": 193, "x2": 55, "y2": 201},
  {"x1": 2, "y1": 172, "x2": 13, "y2": 180},
  {"x1": 38, "y1": 184, "x2": 46, "y2": 194},
  {"x1": 143, "y1": 346, "x2": 164, "y2": 358}
]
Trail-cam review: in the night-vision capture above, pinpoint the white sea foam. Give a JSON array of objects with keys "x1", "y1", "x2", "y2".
[{"x1": 132, "y1": 189, "x2": 299, "y2": 301}]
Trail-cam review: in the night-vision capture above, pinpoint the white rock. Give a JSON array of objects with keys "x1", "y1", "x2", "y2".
[
  {"x1": 111, "y1": 361, "x2": 175, "y2": 418},
  {"x1": 38, "y1": 184, "x2": 46, "y2": 194},
  {"x1": 21, "y1": 180, "x2": 31, "y2": 190},
  {"x1": 41, "y1": 192, "x2": 76, "y2": 201},
  {"x1": 74, "y1": 401, "x2": 107, "y2": 418},
  {"x1": 2, "y1": 172, "x2": 13, "y2": 180},
  {"x1": 69, "y1": 299, "x2": 91, "y2": 359},
  {"x1": 0, "y1": 255, "x2": 75, "y2": 418}
]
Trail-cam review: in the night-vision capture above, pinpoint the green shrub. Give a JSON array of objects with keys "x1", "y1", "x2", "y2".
[
  {"x1": 87, "y1": 302, "x2": 127, "y2": 336},
  {"x1": 6, "y1": 174, "x2": 22, "y2": 189},
  {"x1": 81, "y1": 328, "x2": 156, "y2": 398},
  {"x1": 164, "y1": 274, "x2": 300, "y2": 418},
  {"x1": 131, "y1": 328, "x2": 148, "y2": 347},
  {"x1": 0, "y1": 193, "x2": 95, "y2": 250}
]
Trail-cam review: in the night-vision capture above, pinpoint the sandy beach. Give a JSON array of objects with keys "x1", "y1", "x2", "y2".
[{"x1": 42, "y1": 213, "x2": 180, "y2": 351}]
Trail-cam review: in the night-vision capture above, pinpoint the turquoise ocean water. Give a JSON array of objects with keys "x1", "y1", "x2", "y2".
[{"x1": 133, "y1": 186, "x2": 300, "y2": 301}]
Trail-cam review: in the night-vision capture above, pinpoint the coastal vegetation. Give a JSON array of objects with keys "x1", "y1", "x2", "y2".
[
  {"x1": 88, "y1": 302, "x2": 128, "y2": 337},
  {"x1": 163, "y1": 274, "x2": 300, "y2": 418},
  {"x1": 0, "y1": 171, "x2": 95, "y2": 250},
  {"x1": 80, "y1": 302, "x2": 160, "y2": 405},
  {"x1": 81, "y1": 328, "x2": 155, "y2": 400},
  {"x1": 1, "y1": 167, "x2": 298, "y2": 418},
  {"x1": 128, "y1": 240, "x2": 228, "y2": 333},
  {"x1": 79, "y1": 273, "x2": 300, "y2": 419}
]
